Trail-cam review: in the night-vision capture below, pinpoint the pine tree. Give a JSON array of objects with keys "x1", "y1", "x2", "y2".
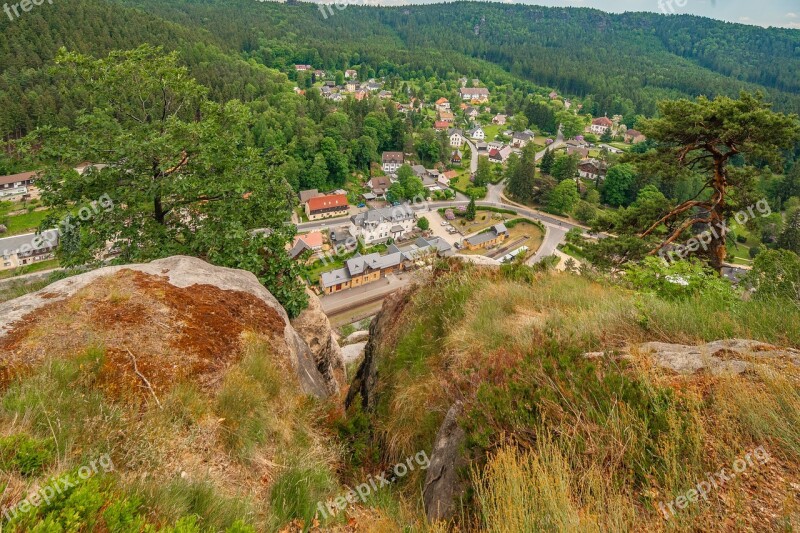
[
  {"x1": 507, "y1": 144, "x2": 538, "y2": 203},
  {"x1": 466, "y1": 196, "x2": 476, "y2": 221},
  {"x1": 778, "y1": 210, "x2": 800, "y2": 255},
  {"x1": 540, "y1": 148, "x2": 555, "y2": 175}
]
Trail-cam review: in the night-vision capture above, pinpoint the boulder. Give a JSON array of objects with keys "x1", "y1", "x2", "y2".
[
  {"x1": 346, "y1": 286, "x2": 413, "y2": 411},
  {"x1": 0, "y1": 256, "x2": 332, "y2": 398},
  {"x1": 587, "y1": 339, "x2": 800, "y2": 376},
  {"x1": 344, "y1": 330, "x2": 370, "y2": 345},
  {"x1": 341, "y1": 341, "x2": 367, "y2": 364}
]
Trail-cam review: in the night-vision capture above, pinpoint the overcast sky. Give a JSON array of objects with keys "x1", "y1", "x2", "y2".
[{"x1": 524, "y1": 0, "x2": 800, "y2": 29}]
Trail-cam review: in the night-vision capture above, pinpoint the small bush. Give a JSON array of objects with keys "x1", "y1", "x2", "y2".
[{"x1": 0, "y1": 434, "x2": 55, "y2": 477}]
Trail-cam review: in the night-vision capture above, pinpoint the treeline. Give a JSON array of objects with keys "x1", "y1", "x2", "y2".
[
  {"x1": 0, "y1": 0, "x2": 291, "y2": 139},
  {"x1": 110, "y1": 0, "x2": 800, "y2": 117}
]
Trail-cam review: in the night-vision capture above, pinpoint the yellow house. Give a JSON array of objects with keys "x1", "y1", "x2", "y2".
[{"x1": 464, "y1": 223, "x2": 509, "y2": 251}]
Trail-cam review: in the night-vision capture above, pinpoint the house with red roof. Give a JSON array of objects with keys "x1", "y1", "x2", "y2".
[
  {"x1": 588, "y1": 116, "x2": 614, "y2": 135},
  {"x1": 304, "y1": 193, "x2": 350, "y2": 221}
]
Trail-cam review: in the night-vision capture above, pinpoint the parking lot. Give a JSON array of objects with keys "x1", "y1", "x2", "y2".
[{"x1": 421, "y1": 209, "x2": 464, "y2": 248}]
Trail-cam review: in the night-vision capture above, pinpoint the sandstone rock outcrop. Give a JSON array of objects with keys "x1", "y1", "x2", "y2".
[
  {"x1": 586, "y1": 339, "x2": 800, "y2": 376},
  {"x1": 291, "y1": 286, "x2": 346, "y2": 394},
  {"x1": 0, "y1": 256, "x2": 336, "y2": 398}
]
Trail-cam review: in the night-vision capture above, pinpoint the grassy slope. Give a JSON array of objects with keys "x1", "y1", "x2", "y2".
[{"x1": 354, "y1": 262, "x2": 800, "y2": 530}]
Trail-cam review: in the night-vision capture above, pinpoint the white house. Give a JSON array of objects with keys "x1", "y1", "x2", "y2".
[
  {"x1": 449, "y1": 129, "x2": 465, "y2": 148},
  {"x1": 381, "y1": 152, "x2": 404, "y2": 173},
  {"x1": 350, "y1": 204, "x2": 416, "y2": 244},
  {"x1": 459, "y1": 88, "x2": 489, "y2": 102},
  {"x1": 589, "y1": 117, "x2": 613, "y2": 135},
  {"x1": 511, "y1": 130, "x2": 534, "y2": 148},
  {"x1": 469, "y1": 127, "x2": 485, "y2": 141}
]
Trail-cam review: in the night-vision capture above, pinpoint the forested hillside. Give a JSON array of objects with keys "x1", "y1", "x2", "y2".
[
  {"x1": 0, "y1": 0, "x2": 292, "y2": 140},
  {"x1": 2, "y1": 0, "x2": 799, "y2": 142},
  {"x1": 113, "y1": 0, "x2": 800, "y2": 117}
]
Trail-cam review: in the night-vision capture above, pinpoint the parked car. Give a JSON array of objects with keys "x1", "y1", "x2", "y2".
[{"x1": 357, "y1": 202, "x2": 366, "y2": 208}]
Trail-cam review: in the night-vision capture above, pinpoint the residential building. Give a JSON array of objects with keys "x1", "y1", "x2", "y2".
[
  {"x1": 345, "y1": 69, "x2": 358, "y2": 79},
  {"x1": 488, "y1": 148, "x2": 503, "y2": 163},
  {"x1": 381, "y1": 151, "x2": 404, "y2": 173},
  {"x1": 434, "y1": 121, "x2": 450, "y2": 131},
  {"x1": 578, "y1": 159, "x2": 608, "y2": 181},
  {"x1": 345, "y1": 81, "x2": 358, "y2": 92},
  {"x1": 320, "y1": 236, "x2": 451, "y2": 294},
  {"x1": 459, "y1": 88, "x2": 489, "y2": 102},
  {"x1": 378, "y1": 90, "x2": 392, "y2": 99},
  {"x1": 0, "y1": 171, "x2": 37, "y2": 198},
  {"x1": 465, "y1": 107, "x2": 479, "y2": 120},
  {"x1": 625, "y1": 129, "x2": 646, "y2": 144},
  {"x1": 549, "y1": 91, "x2": 559, "y2": 99},
  {"x1": 438, "y1": 110, "x2": 455, "y2": 123},
  {"x1": 464, "y1": 224, "x2": 509, "y2": 250},
  {"x1": 511, "y1": 130, "x2": 534, "y2": 148},
  {"x1": 435, "y1": 97, "x2": 450, "y2": 111},
  {"x1": 449, "y1": 129, "x2": 465, "y2": 147},
  {"x1": 589, "y1": 117, "x2": 613, "y2": 135},
  {"x1": 305, "y1": 193, "x2": 350, "y2": 221},
  {"x1": 294, "y1": 64, "x2": 312, "y2": 71},
  {"x1": 368, "y1": 176, "x2": 393, "y2": 197},
  {"x1": 349, "y1": 204, "x2": 416, "y2": 244},
  {"x1": 313, "y1": 69, "x2": 325, "y2": 78},
  {"x1": 492, "y1": 114, "x2": 507, "y2": 125},
  {"x1": 287, "y1": 231, "x2": 325, "y2": 260},
  {"x1": 451, "y1": 150, "x2": 462, "y2": 164},
  {"x1": 469, "y1": 127, "x2": 485, "y2": 141},
  {"x1": 0, "y1": 229, "x2": 59, "y2": 271},
  {"x1": 299, "y1": 189, "x2": 321, "y2": 204}
]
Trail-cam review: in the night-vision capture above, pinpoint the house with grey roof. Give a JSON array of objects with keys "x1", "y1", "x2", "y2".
[
  {"x1": 349, "y1": 204, "x2": 416, "y2": 244},
  {"x1": 0, "y1": 229, "x2": 59, "y2": 271},
  {"x1": 464, "y1": 223, "x2": 509, "y2": 251},
  {"x1": 319, "y1": 236, "x2": 452, "y2": 294}
]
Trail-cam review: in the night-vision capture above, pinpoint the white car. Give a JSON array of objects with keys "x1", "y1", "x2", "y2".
[{"x1": 441, "y1": 221, "x2": 449, "y2": 226}]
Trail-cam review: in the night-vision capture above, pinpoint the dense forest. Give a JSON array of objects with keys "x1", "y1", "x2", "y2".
[
  {"x1": 2, "y1": 0, "x2": 800, "y2": 144},
  {"x1": 113, "y1": 0, "x2": 800, "y2": 116}
]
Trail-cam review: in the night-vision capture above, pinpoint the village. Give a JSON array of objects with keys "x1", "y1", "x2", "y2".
[
  {"x1": 0, "y1": 64, "x2": 650, "y2": 302},
  {"x1": 286, "y1": 64, "x2": 647, "y2": 301}
]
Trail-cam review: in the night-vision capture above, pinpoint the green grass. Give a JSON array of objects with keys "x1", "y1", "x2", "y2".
[{"x1": 2, "y1": 208, "x2": 52, "y2": 235}]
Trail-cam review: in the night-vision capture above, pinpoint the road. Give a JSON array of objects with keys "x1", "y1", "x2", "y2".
[{"x1": 306, "y1": 125, "x2": 583, "y2": 317}]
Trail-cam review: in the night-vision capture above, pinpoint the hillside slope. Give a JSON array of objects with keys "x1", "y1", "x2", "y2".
[
  {"x1": 346, "y1": 260, "x2": 800, "y2": 530},
  {"x1": 111, "y1": 0, "x2": 800, "y2": 115},
  {"x1": 0, "y1": 256, "x2": 349, "y2": 531}
]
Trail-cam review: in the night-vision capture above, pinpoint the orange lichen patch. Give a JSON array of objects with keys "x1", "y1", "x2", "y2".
[{"x1": 0, "y1": 269, "x2": 288, "y2": 400}]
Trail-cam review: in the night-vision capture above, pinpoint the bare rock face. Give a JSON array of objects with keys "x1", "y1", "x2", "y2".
[
  {"x1": 346, "y1": 286, "x2": 413, "y2": 411},
  {"x1": 587, "y1": 339, "x2": 800, "y2": 376},
  {"x1": 0, "y1": 256, "x2": 333, "y2": 398},
  {"x1": 290, "y1": 287, "x2": 346, "y2": 395},
  {"x1": 423, "y1": 402, "x2": 467, "y2": 522}
]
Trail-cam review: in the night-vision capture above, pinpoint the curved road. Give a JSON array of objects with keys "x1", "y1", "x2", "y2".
[{"x1": 299, "y1": 126, "x2": 576, "y2": 264}]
